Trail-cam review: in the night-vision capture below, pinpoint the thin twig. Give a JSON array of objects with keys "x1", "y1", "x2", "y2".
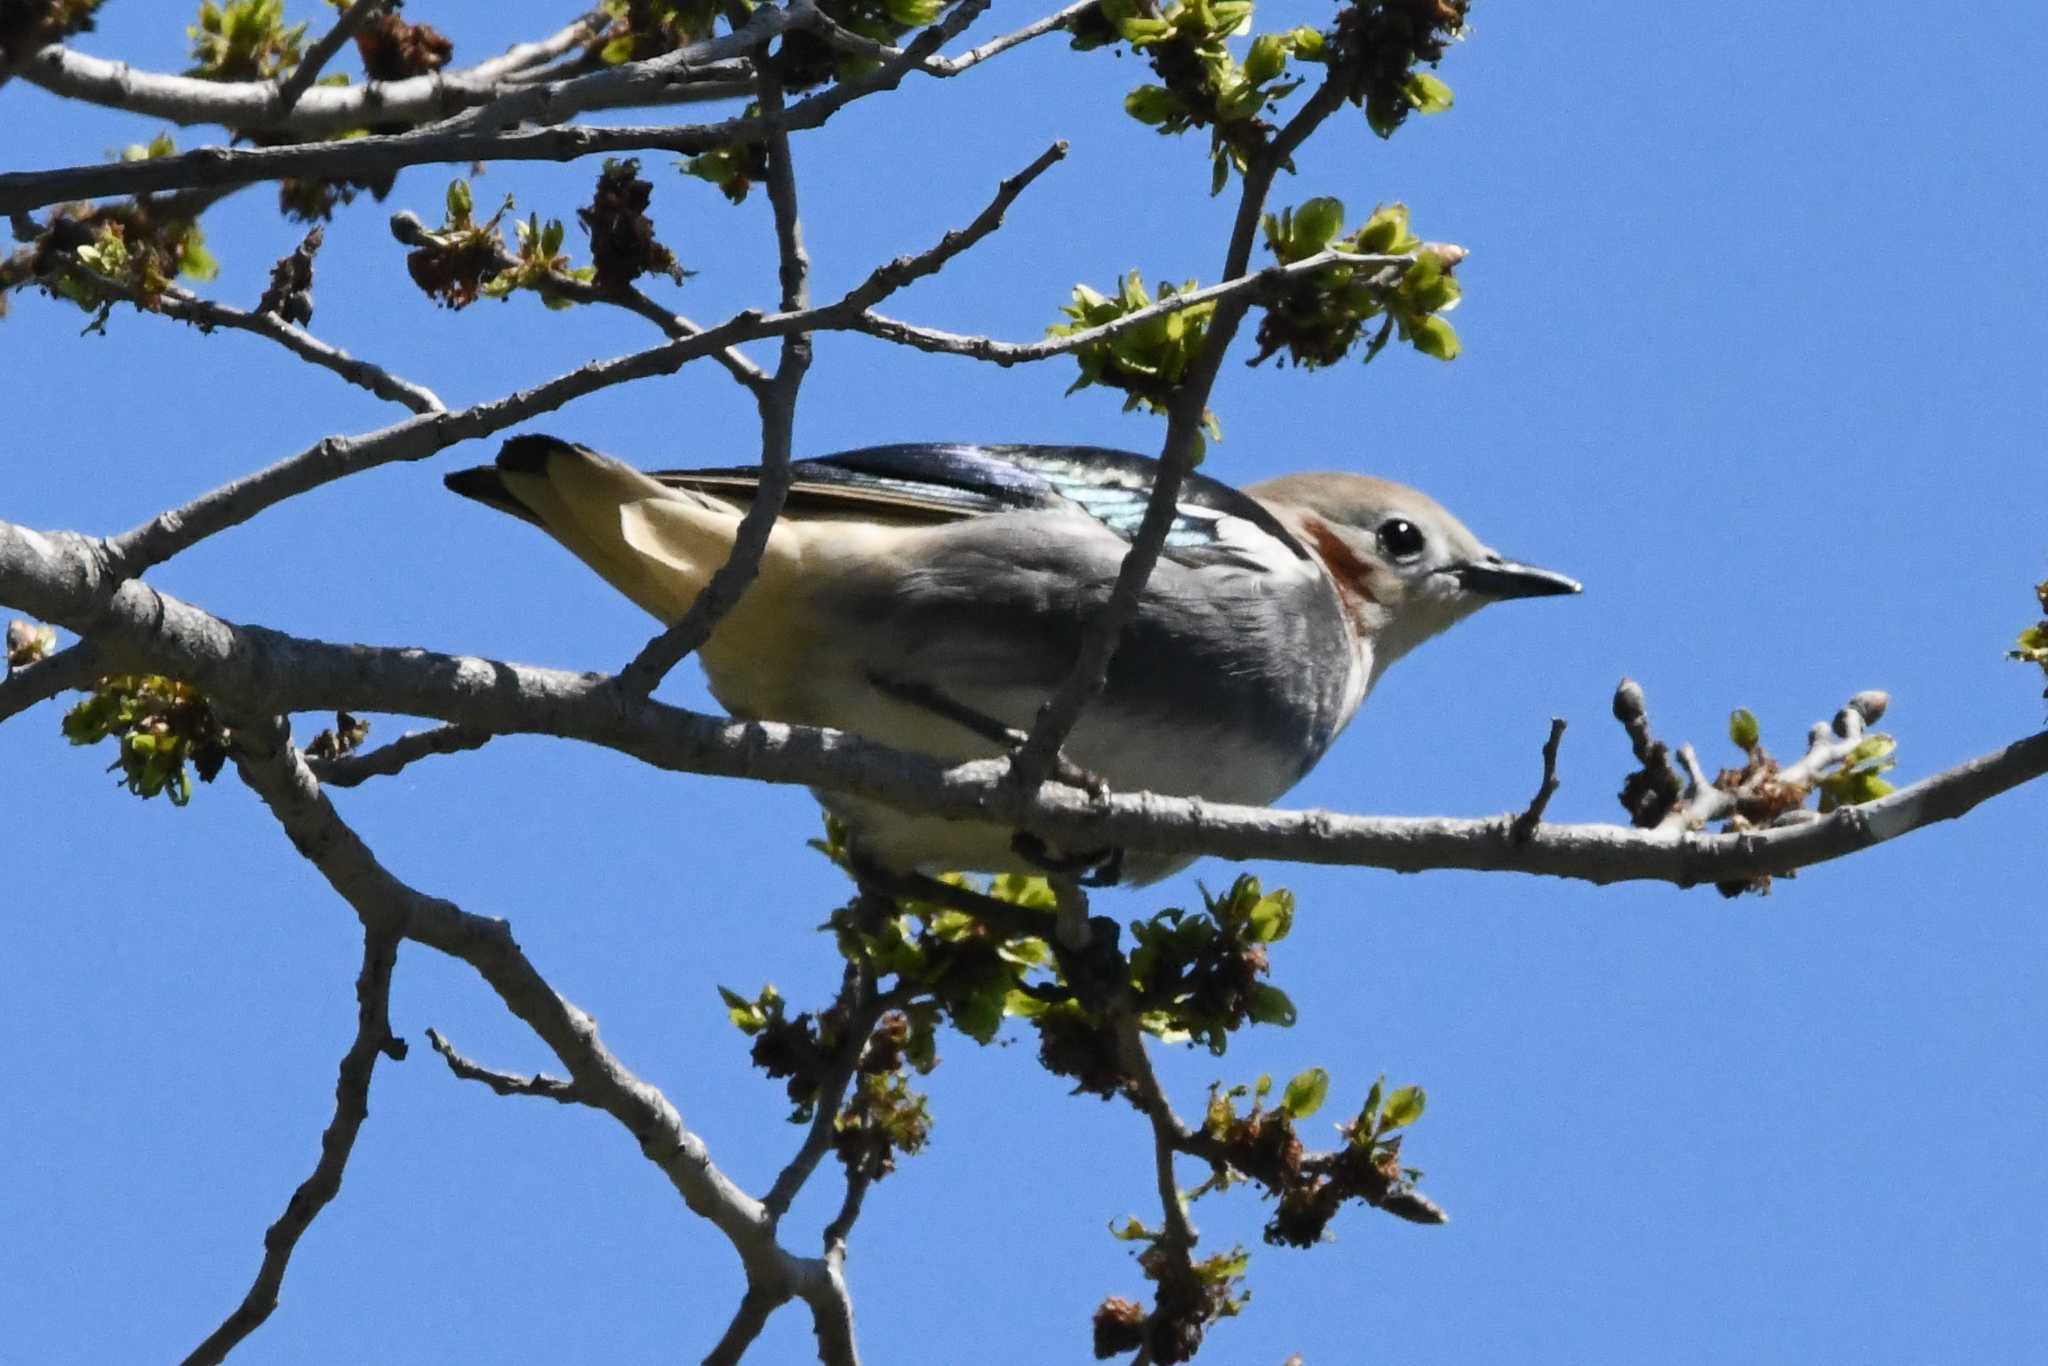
[
  {"x1": 180, "y1": 919, "x2": 404, "y2": 1366},
  {"x1": 105, "y1": 140, "x2": 1070, "y2": 578},
  {"x1": 820, "y1": 1166, "x2": 872, "y2": 1258},
  {"x1": 613, "y1": 56, "x2": 811, "y2": 698},
  {"x1": 308, "y1": 723, "x2": 490, "y2": 787},
  {"x1": 76, "y1": 269, "x2": 444, "y2": 414},
  {"x1": 224, "y1": 725, "x2": 815, "y2": 1302},
  {"x1": 925, "y1": 0, "x2": 1101, "y2": 75},
  {"x1": 0, "y1": 636, "x2": 97, "y2": 723},
  {"x1": 425, "y1": 1027, "x2": 582, "y2": 1103},
  {"x1": 271, "y1": 0, "x2": 383, "y2": 118},
  {"x1": 0, "y1": 0, "x2": 995, "y2": 213},
  {"x1": 467, "y1": 11, "x2": 613, "y2": 82},
  {"x1": 388, "y1": 209, "x2": 767, "y2": 391},
  {"x1": 762, "y1": 967, "x2": 888, "y2": 1221},
  {"x1": 610, "y1": 137, "x2": 1067, "y2": 696},
  {"x1": 1509, "y1": 717, "x2": 1567, "y2": 844},
  {"x1": 793, "y1": 0, "x2": 1093, "y2": 78},
  {"x1": 852, "y1": 245, "x2": 1408, "y2": 364},
  {"x1": 1007, "y1": 71, "x2": 1356, "y2": 793}
]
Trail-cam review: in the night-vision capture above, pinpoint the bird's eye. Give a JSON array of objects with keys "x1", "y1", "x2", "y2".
[{"x1": 1376, "y1": 518, "x2": 1426, "y2": 562}]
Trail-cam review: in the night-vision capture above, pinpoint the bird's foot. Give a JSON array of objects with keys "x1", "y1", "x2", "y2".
[
  {"x1": 1047, "y1": 752, "x2": 1111, "y2": 799},
  {"x1": 1010, "y1": 831, "x2": 1124, "y2": 887}
]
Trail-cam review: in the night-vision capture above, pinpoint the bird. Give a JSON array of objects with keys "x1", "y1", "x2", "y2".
[{"x1": 446, "y1": 435, "x2": 1579, "y2": 884}]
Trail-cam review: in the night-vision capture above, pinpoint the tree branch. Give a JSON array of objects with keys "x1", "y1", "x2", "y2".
[
  {"x1": 270, "y1": 0, "x2": 384, "y2": 119},
  {"x1": 852, "y1": 244, "x2": 1409, "y2": 365},
  {"x1": 761, "y1": 964, "x2": 889, "y2": 1221},
  {"x1": 180, "y1": 914, "x2": 404, "y2": 1366},
  {"x1": 703, "y1": 1286, "x2": 790, "y2": 1366},
  {"x1": 609, "y1": 131, "x2": 1069, "y2": 699},
  {"x1": 306, "y1": 722, "x2": 491, "y2": 787},
  {"x1": 1008, "y1": 71, "x2": 1357, "y2": 793},
  {"x1": 614, "y1": 58, "x2": 812, "y2": 698},
  {"x1": 101, "y1": 138, "x2": 1068, "y2": 579},
  {"x1": 386, "y1": 208, "x2": 768, "y2": 391},
  {"x1": 0, "y1": 1, "x2": 996, "y2": 214},
  {"x1": 5, "y1": 525, "x2": 2044, "y2": 891},
  {"x1": 76, "y1": 269, "x2": 444, "y2": 414},
  {"x1": 15, "y1": 12, "x2": 613, "y2": 138},
  {"x1": 925, "y1": 0, "x2": 1101, "y2": 75},
  {"x1": 224, "y1": 720, "x2": 870, "y2": 1360},
  {"x1": 0, "y1": 635, "x2": 97, "y2": 723},
  {"x1": 425, "y1": 1026, "x2": 582, "y2": 1104},
  {"x1": 1509, "y1": 717, "x2": 1567, "y2": 844}
]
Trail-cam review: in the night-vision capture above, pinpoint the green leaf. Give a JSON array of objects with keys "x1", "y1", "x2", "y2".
[
  {"x1": 446, "y1": 179, "x2": 473, "y2": 224},
  {"x1": 1410, "y1": 315, "x2": 1460, "y2": 361},
  {"x1": 717, "y1": 985, "x2": 769, "y2": 1034},
  {"x1": 881, "y1": 0, "x2": 942, "y2": 24},
  {"x1": 1281, "y1": 1066, "x2": 1330, "y2": 1119},
  {"x1": 1357, "y1": 1075, "x2": 1385, "y2": 1133},
  {"x1": 1246, "y1": 983, "x2": 1296, "y2": 1027},
  {"x1": 951, "y1": 987, "x2": 1005, "y2": 1045},
  {"x1": 1353, "y1": 202, "x2": 1417, "y2": 255},
  {"x1": 1246, "y1": 888, "x2": 1294, "y2": 943},
  {"x1": 989, "y1": 873, "x2": 1057, "y2": 909},
  {"x1": 1244, "y1": 33, "x2": 1290, "y2": 84},
  {"x1": 1382, "y1": 1084, "x2": 1426, "y2": 1129},
  {"x1": 1405, "y1": 71, "x2": 1455, "y2": 114},
  {"x1": 1124, "y1": 84, "x2": 1183, "y2": 127},
  {"x1": 1292, "y1": 197, "x2": 1345, "y2": 254},
  {"x1": 177, "y1": 228, "x2": 219, "y2": 283},
  {"x1": 1728, "y1": 708, "x2": 1761, "y2": 752}
]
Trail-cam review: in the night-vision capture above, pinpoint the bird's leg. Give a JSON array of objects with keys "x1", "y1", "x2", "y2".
[
  {"x1": 1009, "y1": 831, "x2": 1125, "y2": 887},
  {"x1": 868, "y1": 673, "x2": 1109, "y2": 795}
]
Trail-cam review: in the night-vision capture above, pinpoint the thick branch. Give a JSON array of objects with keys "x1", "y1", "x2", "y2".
[
  {"x1": 7, "y1": 525, "x2": 2043, "y2": 888},
  {"x1": 16, "y1": 13, "x2": 615, "y2": 137}
]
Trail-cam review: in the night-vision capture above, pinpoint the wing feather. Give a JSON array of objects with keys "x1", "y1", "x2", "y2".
[{"x1": 651, "y1": 442, "x2": 1311, "y2": 566}]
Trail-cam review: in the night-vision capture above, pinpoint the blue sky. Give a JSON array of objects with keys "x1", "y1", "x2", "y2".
[{"x1": 4, "y1": 3, "x2": 2046, "y2": 1363}]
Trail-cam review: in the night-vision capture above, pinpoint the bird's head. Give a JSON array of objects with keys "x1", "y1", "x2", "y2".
[{"x1": 1249, "y1": 472, "x2": 1580, "y2": 682}]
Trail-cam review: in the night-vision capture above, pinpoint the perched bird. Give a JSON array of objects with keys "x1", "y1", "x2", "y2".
[{"x1": 447, "y1": 436, "x2": 1578, "y2": 883}]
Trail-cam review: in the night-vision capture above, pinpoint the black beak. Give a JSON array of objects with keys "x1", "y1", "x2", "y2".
[{"x1": 1454, "y1": 556, "x2": 1582, "y2": 599}]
